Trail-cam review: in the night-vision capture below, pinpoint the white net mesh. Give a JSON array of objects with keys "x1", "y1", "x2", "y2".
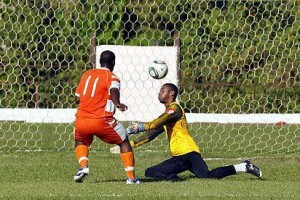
[{"x1": 0, "y1": 0, "x2": 299, "y2": 155}]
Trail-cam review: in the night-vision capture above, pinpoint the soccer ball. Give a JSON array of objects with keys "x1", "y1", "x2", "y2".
[{"x1": 148, "y1": 60, "x2": 168, "y2": 79}]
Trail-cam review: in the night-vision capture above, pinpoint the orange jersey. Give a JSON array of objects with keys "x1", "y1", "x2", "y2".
[{"x1": 75, "y1": 68, "x2": 120, "y2": 119}]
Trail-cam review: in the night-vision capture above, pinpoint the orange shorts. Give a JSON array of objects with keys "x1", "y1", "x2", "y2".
[{"x1": 74, "y1": 117, "x2": 127, "y2": 146}]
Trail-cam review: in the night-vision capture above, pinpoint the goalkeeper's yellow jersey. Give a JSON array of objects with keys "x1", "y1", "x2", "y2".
[{"x1": 144, "y1": 102, "x2": 200, "y2": 156}]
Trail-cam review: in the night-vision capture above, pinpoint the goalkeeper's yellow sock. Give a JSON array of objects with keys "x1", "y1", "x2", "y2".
[
  {"x1": 75, "y1": 145, "x2": 89, "y2": 168},
  {"x1": 120, "y1": 151, "x2": 135, "y2": 180}
]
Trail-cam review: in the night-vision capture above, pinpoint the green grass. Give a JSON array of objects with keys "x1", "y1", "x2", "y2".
[
  {"x1": 0, "y1": 122, "x2": 299, "y2": 199},
  {"x1": 0, "y1": 151, "x2": 299, "y2": 199}
]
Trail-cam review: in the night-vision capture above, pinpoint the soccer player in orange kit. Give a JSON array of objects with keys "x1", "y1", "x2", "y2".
[{"x1": 73, "y1": 50, "x2": 140, "y2": 184}]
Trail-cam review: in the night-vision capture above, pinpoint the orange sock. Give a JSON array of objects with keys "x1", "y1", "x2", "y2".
[
  {"x1": 120, "y1": 151, "x2": 135, "y2": 180},
  {"x1": 75, "y1": 145, "x2": 89, "y2": 168}
]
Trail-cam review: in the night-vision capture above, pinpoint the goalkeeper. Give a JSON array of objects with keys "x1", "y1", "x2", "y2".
[{"x1": 126, "y1": 83, "x2": 262, "y2": 180}]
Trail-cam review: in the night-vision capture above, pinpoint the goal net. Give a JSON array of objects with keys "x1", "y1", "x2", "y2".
[{"x1": 0, "y1": 0, "x2": 299, "y2": 156}]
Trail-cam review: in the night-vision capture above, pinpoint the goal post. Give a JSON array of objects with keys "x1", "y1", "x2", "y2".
[{"x1": 0, "y1": 0, "x2": 299, "y2": 155}]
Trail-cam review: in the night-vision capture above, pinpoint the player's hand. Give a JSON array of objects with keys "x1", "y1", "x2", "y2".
[
  {"x1": 127, "y1": 122, "x2": 145, "y2": 134},
  {"x1": 116, "y1": 103, "x2": 128, "y2": 111}
]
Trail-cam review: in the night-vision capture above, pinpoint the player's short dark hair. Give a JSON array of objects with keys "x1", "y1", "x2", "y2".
[
  {"x1": 100, "y1": 50, "x2": 115, "y2": 65},
  {"x1": 163, "y1": 83, "x2": 178, "y2": 99}
]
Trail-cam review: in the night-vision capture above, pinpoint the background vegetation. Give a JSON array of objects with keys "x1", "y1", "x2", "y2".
[{"x1": 1, "y1": 0, "x2": 299, "y2": 113}]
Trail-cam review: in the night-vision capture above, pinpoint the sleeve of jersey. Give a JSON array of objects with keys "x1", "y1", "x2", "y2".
[
  {"x1": 144, "y1": 104, "x2": 182, "y2": 131},
  {"x1": 131, "y1": 128, "x2": 164, "y2": 147},
  {"x1": 109, "y1": 74, "x2": 120, "y2": 90}
]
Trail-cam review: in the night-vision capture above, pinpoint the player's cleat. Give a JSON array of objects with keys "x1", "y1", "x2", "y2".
[
  {"x1": 244, "y1": 160, "x2": 262, "y2": 178},
  {"x1": 126, "y1": 178, "x2": 142, "y2": 184},
  {"x1": 74, "y1": 165, "x2": 89, "y2": 183}
]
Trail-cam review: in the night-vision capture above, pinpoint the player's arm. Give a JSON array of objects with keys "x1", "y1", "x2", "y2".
[
  {"x1": 110, "y1": 128, "x2": 164, "y2": 154},
  {"x1": 110, "y1": 77, "x2": 127, "y2": 111},
  {"x1": 75, "y1": 73, "x2": 87, "y2": 104},
  {"x1": 145, "y1": 106, "x2": 182, "y2": 130},
  {"x1": 75, "y1": 96, "x2": 80, "y2": 104},
  {"x1": 130, "y1": 128, "x2": 164, "y2": 147},
  {"x1": 111, "y1": 88, "x2": 127, "y2": 111},
  {"x1": 127, "y1": 104, "x2": 183, "y2": 134}
]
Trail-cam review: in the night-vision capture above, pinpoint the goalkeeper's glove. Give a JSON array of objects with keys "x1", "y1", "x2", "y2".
[{"x1": 126, "y1": 122, "x2": 145, "y2": 134}]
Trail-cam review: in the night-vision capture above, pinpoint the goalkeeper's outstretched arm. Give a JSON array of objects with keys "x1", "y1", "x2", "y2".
[
  {"x1": 110, "y1": 128, "x2": 164, "y2": 154},
  {"x1": 127, "y1": 104, "x2": 183, "y2": 134},
  {"x1": 130, "y1": 128, "x2": 164, "y2": 147}
]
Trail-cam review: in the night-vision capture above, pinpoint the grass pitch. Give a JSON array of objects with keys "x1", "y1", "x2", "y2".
[
  {"x1": 0, "y1": 151, "x2": 299, "y2": 199},
  {"x1": 0, "y1": 122, "x2": 299, "y2": 199}
]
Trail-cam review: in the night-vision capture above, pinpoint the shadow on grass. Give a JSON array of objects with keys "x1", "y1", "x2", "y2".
[
  {"x1": 90, "y1": 174, "x2": 265, "y2": 184},
  {"x1": 91, "y1": 176, "x2": 194, "y2": 184}
]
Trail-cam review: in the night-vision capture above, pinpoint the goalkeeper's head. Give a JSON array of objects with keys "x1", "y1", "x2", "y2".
[
  {"x1": 159, "y1": 83, "x2": 178, "y2": 104},
  {"x1": 100, "y1": 50, "x2": 116, "y2": 71}
]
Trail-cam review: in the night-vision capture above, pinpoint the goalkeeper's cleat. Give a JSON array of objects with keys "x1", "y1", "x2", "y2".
[
  {"x1": 74, "y1": 165, "x2": 89, "y2": 183},
  {"x1": 126, "y1": 178, "x2": 142, "y2": 184},
  {"x1": 244, "y1": 160, "x2": 262, "y2": 178}
]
